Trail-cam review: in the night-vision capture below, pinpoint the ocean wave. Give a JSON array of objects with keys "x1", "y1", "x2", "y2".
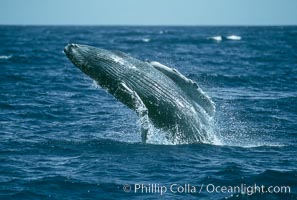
[
  {"x1": 206, "y1": 35, "x2": 241, "y2": 42},
  {"x1": 217, "y1": 142, "x2": 286, "y2": 148},
  {"x1": 0, "y1": 55, "x2": 12, "y2": 60},
  {"x1": 207, "y1": 36, "x2": 222, "y2": 42},
  {"x1": 226, "y1": 35, "x2": 242, "y2": 40},
  {"x1": 141, "y1": 38, "x2": 150, "y2": 42}
]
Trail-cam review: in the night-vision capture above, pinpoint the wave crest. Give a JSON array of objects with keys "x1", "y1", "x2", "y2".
[
  {"x1": 0, "y1": 55, "x2": 12, "y2": 60},
  {"x1": 207, "y1": 36, "x2": 222, "y2": 42},
  {"x1": 226, "y1": 35, "x2": 241, "y2": 40}
]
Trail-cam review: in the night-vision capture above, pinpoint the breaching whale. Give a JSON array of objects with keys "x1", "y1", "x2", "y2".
[{"x1": 64, "y1": 44, "x2": 216, "y2": 144}]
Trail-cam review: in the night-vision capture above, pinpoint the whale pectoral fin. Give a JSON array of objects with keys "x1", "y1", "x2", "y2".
[
  {"x1": 113, "y1": 82, "x2": 149, "y2": 143},
  {"x1": 149, "y1": 61, "x2": 215, "y2": 116}
]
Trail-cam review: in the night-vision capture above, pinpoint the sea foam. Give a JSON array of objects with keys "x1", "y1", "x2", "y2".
[
  {"x1": 208, "y1": 36, "x2": 222, "y2": 42},
  {"x1": 0, "y1": 55, "x2": 12, "y2": 60},
  {"x1": 226, "y1": 35, "x2": 241, "y2": 40}
]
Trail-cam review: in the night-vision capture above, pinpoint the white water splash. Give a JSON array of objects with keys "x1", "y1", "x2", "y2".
[
  {"x1": 138, "y1": 107, "x2": 221, "y2": 145},
  {"x1": 226, "y1": 35, "x2": 241, "y2": 40},
  {"x1": 91, "y1": 80, "x2": 101, "y2": 89},
  {"x1": 142, "y1": 38, "x2": 150, "y2": 43},
  {"x1": 213, "y1": 103, "x2": 285, "y2": 148},
  {"x1": 0, "y1": 55, "x2": 12, "y2": 60},
  {"x1": 208, "y1": 36, "x2": 222, "y2": 42}
]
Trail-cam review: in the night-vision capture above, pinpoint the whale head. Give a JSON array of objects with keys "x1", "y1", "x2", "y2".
[{"x1": 64, "y1": 43, "x2": 129, "y2": 91}]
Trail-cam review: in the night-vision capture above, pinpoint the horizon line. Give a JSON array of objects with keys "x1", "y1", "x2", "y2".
[{"x1": 0, "y1": 24, "x2": 297, "y2": 27}]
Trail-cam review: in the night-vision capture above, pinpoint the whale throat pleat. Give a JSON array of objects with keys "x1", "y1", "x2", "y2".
[{"x1": 149, "y1": 61, "x2": 215, "y2": 116}]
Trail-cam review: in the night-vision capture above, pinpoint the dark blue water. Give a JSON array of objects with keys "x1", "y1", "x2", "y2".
[{"x1": 0, "y1": 26, "x2": 297, "y2": 199}]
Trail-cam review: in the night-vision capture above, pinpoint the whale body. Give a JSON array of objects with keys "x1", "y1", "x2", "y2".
[{"x1": 64, "y1": 44, "x2": 216, "y2": 144}]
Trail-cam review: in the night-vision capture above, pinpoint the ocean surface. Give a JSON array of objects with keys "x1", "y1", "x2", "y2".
[{"x1": 0, "y1": 26, "x2": 296, "y2": 199}]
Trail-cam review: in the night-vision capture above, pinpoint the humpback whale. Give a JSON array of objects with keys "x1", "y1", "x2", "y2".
[{"x1": 64, "y1": 44, "x2": 216, "y2": 144}]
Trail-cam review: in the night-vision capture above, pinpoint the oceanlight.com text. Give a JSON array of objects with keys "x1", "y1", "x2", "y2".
[{"x1": 122, "y1": 183, "x2": 291, "y2": 196}]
